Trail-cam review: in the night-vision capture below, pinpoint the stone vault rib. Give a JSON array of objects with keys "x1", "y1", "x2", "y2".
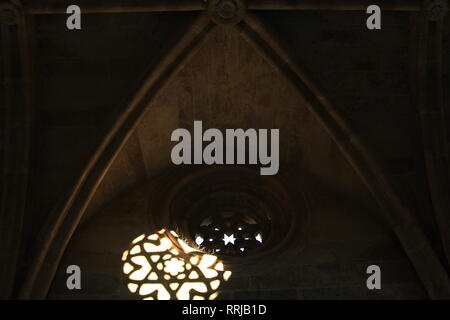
[
  {"x1": 19, "y1": 13, "x2": 215, "y2": 299},
  {"x1": 236, "y1": 12, "x2": 450, "y2": 299}
]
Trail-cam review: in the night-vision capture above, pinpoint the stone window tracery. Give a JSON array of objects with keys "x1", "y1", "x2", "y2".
[{"x1": 192, "y1": 211, "x2": 265, "y2": 256}]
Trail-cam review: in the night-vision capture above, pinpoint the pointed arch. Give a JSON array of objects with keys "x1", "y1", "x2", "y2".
[
  {"x1": 19, "y1": 13, "x2": 215, "y2": 299},
  {"x1": 236, "y1": 13, "x2": 450, "y2": 298}
]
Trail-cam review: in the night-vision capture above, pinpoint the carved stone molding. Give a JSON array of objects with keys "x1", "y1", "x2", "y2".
[
  {"x1": 207, "y1": 0, "x2": 247, "y2": 26},
  {"x1": 424, "y1": 0, "x2": 448, "y2": 21}
]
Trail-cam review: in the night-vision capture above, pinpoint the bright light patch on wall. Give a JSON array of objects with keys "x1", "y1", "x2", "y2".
[{"x1": 122, "y1": 229, "x2": 232, "y2": 300}]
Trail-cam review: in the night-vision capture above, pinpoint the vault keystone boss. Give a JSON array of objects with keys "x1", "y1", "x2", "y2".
[{"x1": 171, "y1": 121, "x2": 279, "y2": 176}]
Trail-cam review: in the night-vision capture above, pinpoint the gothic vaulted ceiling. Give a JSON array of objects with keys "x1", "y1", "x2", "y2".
[{"x1": 1, "y1": 0, "x2": 449, "y2": 300}]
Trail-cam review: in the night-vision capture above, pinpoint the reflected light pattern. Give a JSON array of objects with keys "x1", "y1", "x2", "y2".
[{"x1": 122, "y1": 229, "x2": 232, "y2": 300}]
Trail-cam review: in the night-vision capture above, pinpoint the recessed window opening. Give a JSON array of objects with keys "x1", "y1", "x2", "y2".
[{"x1": 191, "y1": 211, "x2": 266, "y2": 256}]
